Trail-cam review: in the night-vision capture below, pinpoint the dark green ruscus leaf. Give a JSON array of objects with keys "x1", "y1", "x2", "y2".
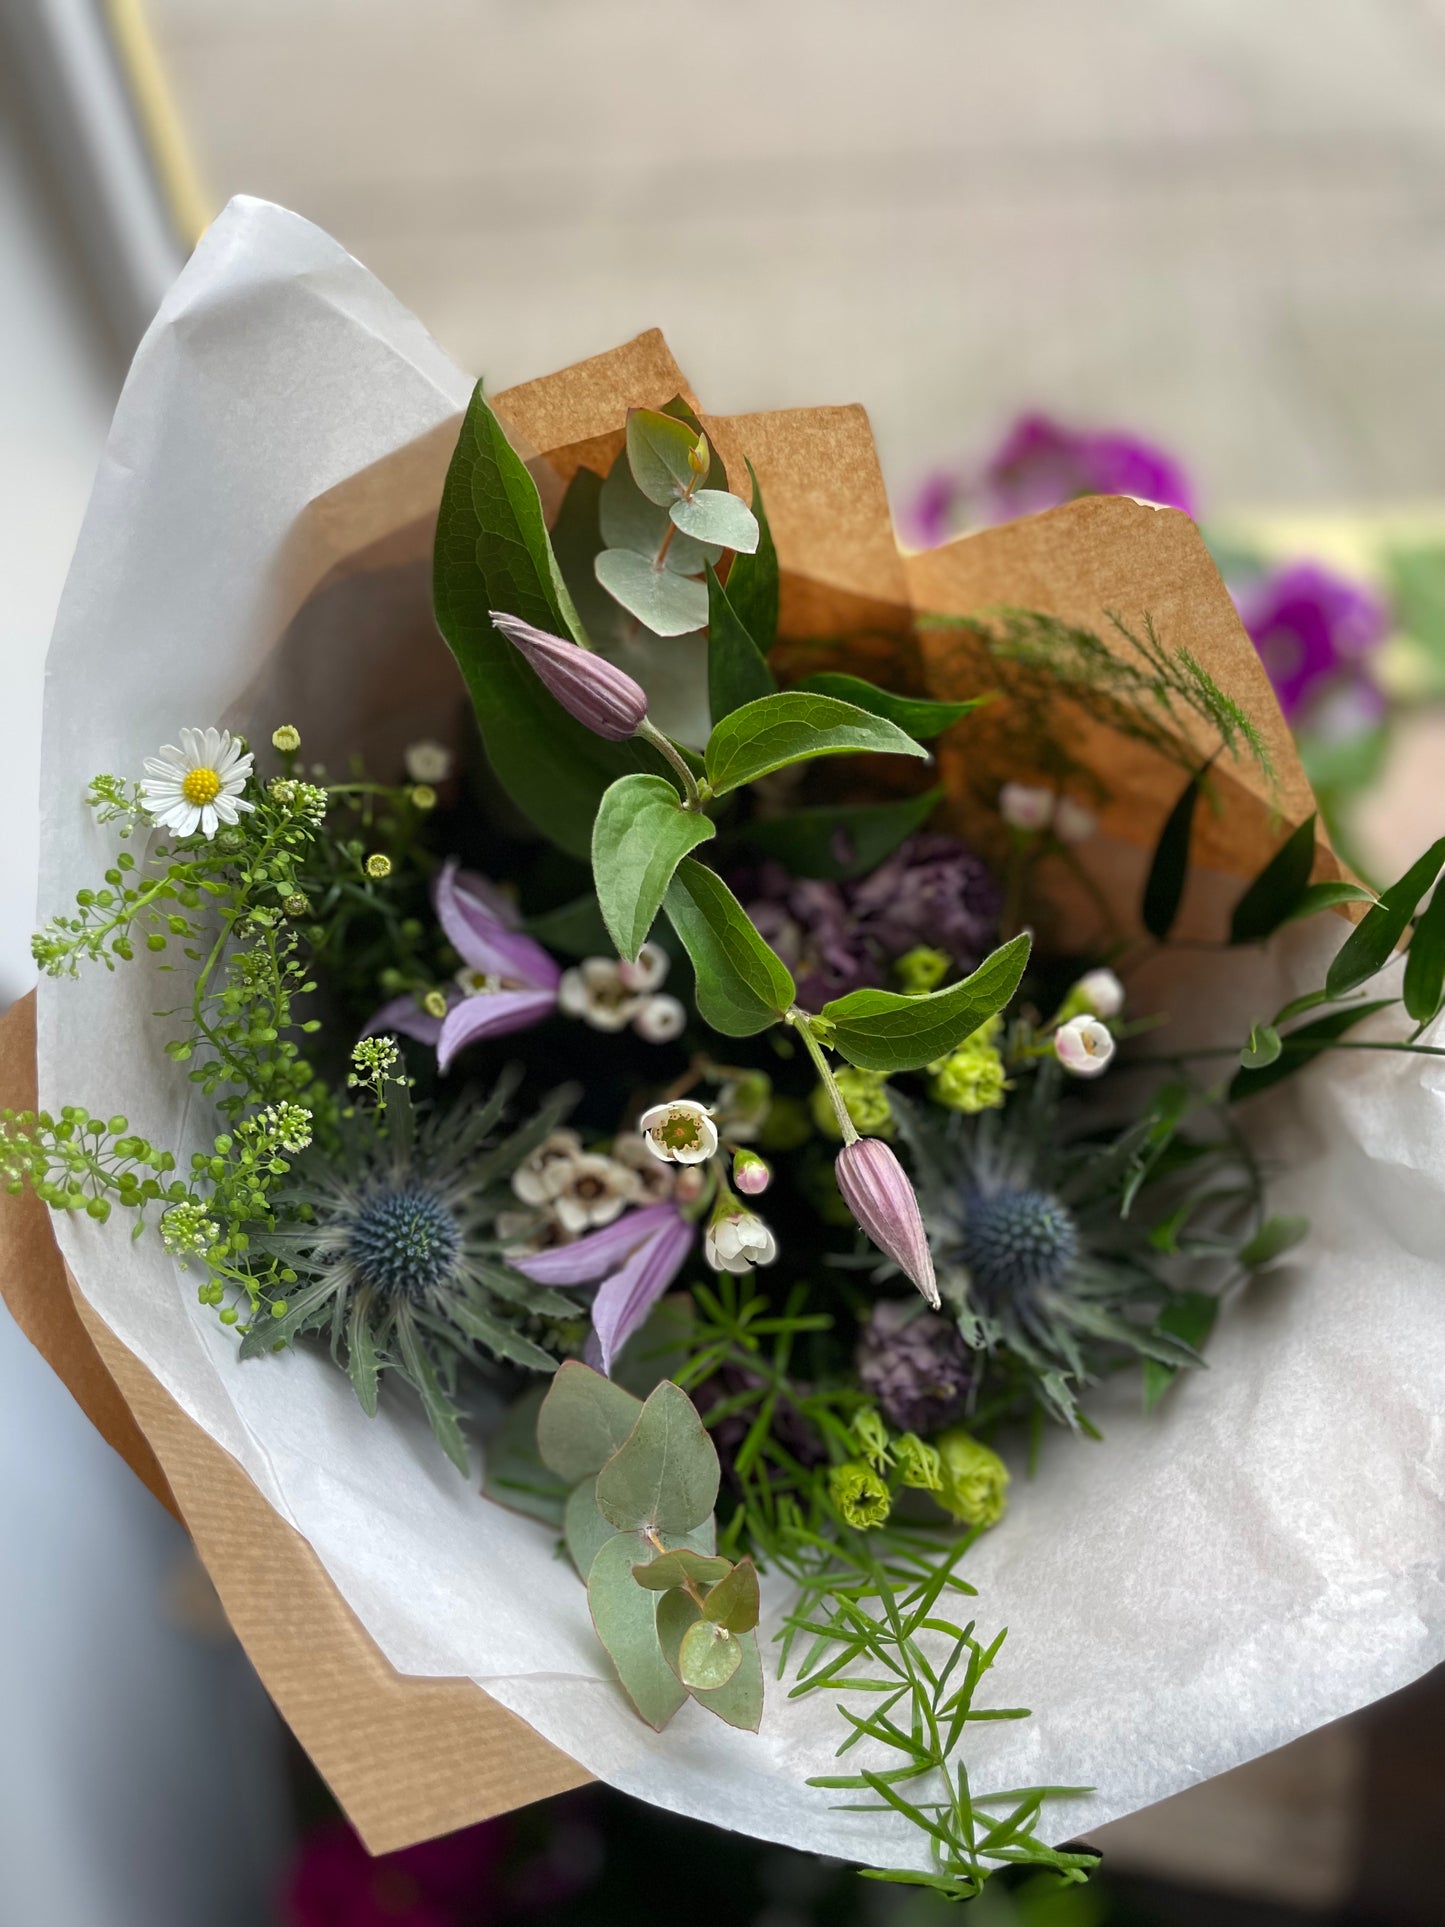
[
  {"x1": 707, "y1": 563, "x2": 775, "y2": 723},
  {"x1": 1327, "y1": 837, "x2": 1445, "y2": 999},
  {"x1": 1229, "y1": 814, "x2": 1317, "y2": 945},
  {"x1": 1142, "y1": 772, "x2": 1201, "y2": 941}
]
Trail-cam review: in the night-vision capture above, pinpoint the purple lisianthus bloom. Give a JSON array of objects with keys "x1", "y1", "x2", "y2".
[
  {"x1": 516, "y1": 1202, "x2": 694, "y2": 1375},
  {"x1": 1234, "y1": 560, "x2": 1389, "y2": 723},
  {"x1": 745, "y1": 832, "x2": 1000, "y2": 1006},
  {"x1": 368, "y1": 859, "x2": 561, "y2": 1073},
  {"x1": 984, "y1": 414, "x2": 1196, "y2": 524},
  {"x1": 904, "y1": 415, "x2": 1195, "y2": 547}
]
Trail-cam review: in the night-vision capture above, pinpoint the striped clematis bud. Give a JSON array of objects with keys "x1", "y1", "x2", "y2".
[
  {"x1": 489, "y1": 611, "x2": 648, "y2": 741},
  {"x1": 834, "y1": 1136, "x2": 939, "y2": 1309}
]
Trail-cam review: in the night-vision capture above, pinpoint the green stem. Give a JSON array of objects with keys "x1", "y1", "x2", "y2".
[
  {"x1": 636, "y1": 717, "x2": 705, "y2": 811},
  {"x1": 790, "y1": 1010, "x2": 858, "y2": 1143}
]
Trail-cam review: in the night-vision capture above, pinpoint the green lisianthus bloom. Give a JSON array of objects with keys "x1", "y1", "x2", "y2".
[
  {"x1": 929, "y1": 1014, "x2": 1009, "y2": 1115},
  {"x1": 811, "y1": 1065, "x2": 894, "y2": 1139},
  {"x1": 828, "y1": 1460, "x2": 892, "y2": 1531},
  {"x1": 934, "y1": 1429, "x2": 1010, "y2": 1528}
]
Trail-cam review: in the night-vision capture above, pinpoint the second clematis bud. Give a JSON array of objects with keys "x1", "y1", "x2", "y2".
[
  {"x1": 490, "y1": 610, "x2": 648, "y2": 741},
  {"x1": 834, "y1": 1137, "x2": 939, "y2": 1309}
]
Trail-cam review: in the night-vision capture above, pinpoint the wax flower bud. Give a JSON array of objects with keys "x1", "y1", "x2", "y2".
[
  {"x1": 1056, "y1": 967, "x2": 1125, "y2": 1028},
  {"x1": 933, "y1": 1429, "x2": 1010, "y2": 1529},
  {"x1": 834, "y1": 1137, "x2": 939, "y2": 1308},
  {"x1": 732, "y1": 1149, "x2": 772, "y2": 1196},
  {"x1": 999, "y1": 782, "x2": 1055, "y2": 833},
  {"x1": 1054, "y1": 1013, "x2": 1116, "y2": 1078},
  {"x1": 490, "y1": 610, "x2": 648, "y2": 741}
]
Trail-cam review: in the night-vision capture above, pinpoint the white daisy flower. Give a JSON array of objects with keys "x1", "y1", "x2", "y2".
[{"x1": 142, "y1": 727, "x2": 255, "y2": 839}]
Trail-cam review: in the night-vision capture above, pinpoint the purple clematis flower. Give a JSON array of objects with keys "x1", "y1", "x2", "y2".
[
  {"x1": 1234, "y1": 560, "x2": 1389, "y2": 723},
  {"x1": 904, "y1": 414, "x2": 1195, "y2": 546},
  {"x1": 368, "y1": 859, "x2": 561, "y2": 1073},
  {"x1": 516, "y1": 1203, "x2": 694, "y2": 1376}
]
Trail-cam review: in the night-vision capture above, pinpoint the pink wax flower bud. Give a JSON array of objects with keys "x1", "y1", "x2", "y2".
[
  {"x1": 835, "y1": 1137, "x2": 939, "y2": 1309},
  {"x1": 489, "y1": 610, "x2": 648, "y2": 741},
  {"x1": 733, "y1": 1148, "x2": 772, "y2": 1196}
]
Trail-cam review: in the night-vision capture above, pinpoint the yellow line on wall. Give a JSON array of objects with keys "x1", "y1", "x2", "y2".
[{"x1": 103, "y1": 0, "x2": 213, "y2": 247}]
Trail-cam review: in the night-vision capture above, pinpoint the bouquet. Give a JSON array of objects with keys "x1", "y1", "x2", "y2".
[{"x1": 6, "y1": 197, "x2": 1445, "y2": 1898}]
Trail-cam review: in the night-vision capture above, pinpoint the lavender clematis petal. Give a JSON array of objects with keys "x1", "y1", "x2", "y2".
[
  {"x1": 435, "y1": 988, "x2": 558, "y2": 1071},
  {"x1": 514, "y1": 1204, "x2": 680, "y2": 1284},
  {"x1": 362, "y1": 991, "x2": 446, "y2": 1046},
  {"x1": 434, "y1": 859, "x2": 561, "y2": 991},
  {"x1": 588, "y1": 1209, "x2": 694, "y2": 1376}
]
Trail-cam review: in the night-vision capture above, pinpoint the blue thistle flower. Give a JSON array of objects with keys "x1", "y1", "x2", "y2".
[{"x1": 241, "y1": 1072, "x2": 582, "y2": 1472}]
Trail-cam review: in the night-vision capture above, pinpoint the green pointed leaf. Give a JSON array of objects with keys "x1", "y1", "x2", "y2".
[
  {"x1": 346, "y1": 1287, "x2": 381, "y2": 1418},
  {"x1": 1327, "y1": 837, "x2": 1445, "y2": 998},
  {"x1": 627, "y1": 408, "x2": 705, "y2": 506},
  {"x1": 565, "y1": 1479, "x2": 620, "y2": 1580},
  {"x1": 704, "y1": 691, "x2": 929, "y2": 797},
  {"x1": 536, "y1": 1360, "x2": 643, "y2": 1485},
  {"x1": 595, "y1": 548, "x2": 710, "y2": 637},
  {"x1": 723, "y1": 464, "x2": 779, "y2": 650},
  {"x1": 469, "y1": 1259, "x2": 577, "y2": 1320},
  {"x1": 670, "y1": 489, "x2": 759, "y2": 553},
  {"x1": 444, "y1": 1298, "x2": 560, "y2": 1374},
  {"x1": 821, "y1": 931, "x2": 1031, "y2": 1073},
  {"x1": 631, "y1": 1548, "x2": 733, "y2": 1592},
  {"x1": 679, "y1": 1617, "x2": 743, "y2": 1690},
  {"x1": 663, "y1": 856, "x2": 796, "y2": 1036},
  {"x1": 482, "y1": 1387, "x2": 569, "y2": 1527},
  {"x1": 595, "y1": 1380, "x2": 720, "y2": 1536},
  {"x1": 707, "y1": 563, "x2": 775, "y2": 724},
  {"x1": 741, "y1": 788, "x2": 941, "y2": 881},
  {"x1": 795, "y1": 672, "x2": 986, "y2": 741},
  {"x1": 658, "y1": 1591, "x2": 764, "y2": 1731},
  {"x1": 394, "y1": 1305, "x2": 469, "y2": 1475},
  {"x1": 592, "y1": 773, "x2": 716, "y2": 963},
  {"x1": 1135, "y1": 1275, "x2": 1241, "y2": 1419},
  {"x1": 434, "y1": 384, "x2": 656, "y2": 858},
  {"x1": 1284, "y1": 880, "x2": 1379, "y2": 925},
  {"x1": 600, "y1": 451, "x2": 719, "y2": 574},
  {"x1": 587, "y1": 1531, "x2": 688, "y2": 1730},
  {"x1": 1239, "y1": 1214, "x2": 1309, "y2": 1267},
  {"x1": 703, "y1": 1556, "x2": 760, "y2": 1633},
  {"x1": 1229, "y1": 814, "x2": 1318, "y2": 945},
  {"x1": 1239, "y1": 1024, "x2": 1281, "y2": 1070},
  {"x1": 1230, "y1": 999, "x2": 1396, "y2": 1100},
  {"x1": 1404, "y1": 882, "x2": 1445, "y2": 1024},
  {"x1": 1142, "y1": 772, "x2": 1201, "y2": 941}
]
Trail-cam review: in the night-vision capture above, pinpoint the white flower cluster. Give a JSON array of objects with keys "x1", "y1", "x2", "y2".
[
  {"x1": 998, "y1": 782, "x2": 1095, "y2": 843},
  {"x1": 160, "y1": 1199, "x2": 220, "y2": 1258},
  {"x1": 500, "y1": 1128, "x2": 687, "y2": 1249},
  {"x1": 557, "y1": 942, "x2": 686, "y2": 1043}
]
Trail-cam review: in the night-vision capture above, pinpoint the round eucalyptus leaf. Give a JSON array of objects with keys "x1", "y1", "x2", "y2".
[
  {"x1": 595, "y1": 549, "x2": 710, "y2": 637},
  {"x1": 678, "y1": 1617, "x2": 743, "y2": 1691}
]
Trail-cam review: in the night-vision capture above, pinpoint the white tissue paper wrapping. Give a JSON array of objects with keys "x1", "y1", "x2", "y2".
[{"x1": 36, "y1": 197, "x2": 1445, "y2": 1869}]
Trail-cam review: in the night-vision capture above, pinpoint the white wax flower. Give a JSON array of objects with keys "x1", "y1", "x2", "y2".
[
  {"x1": 637, "y1": 1098, "x2": 718, "y2": 1165},
  {"x1": 999, "y1": 782, "x2": 1055, "y2": 832},
  {"x1": 1074, "y1": 969, "x2": 1124, "y2": 1019},
  {"x1": 619, "y1": 942, "x2": 669, "y2": 993},
  {"x1": 634, "y1": 995, "x2": 686, "y2": 1043},
  {"x1": 1054, "y1": 796, "x2": 1097, "y2": 844},
  {"x1": 558, "y1": 957, "x2": 643, "y2": 1032},
  {"x1": 704, "y1": 1208, "x2": 779, "y2": 1274},
  {"x1": 1054, "y1": 1014, "x2": 1116, "y2": 1078}
]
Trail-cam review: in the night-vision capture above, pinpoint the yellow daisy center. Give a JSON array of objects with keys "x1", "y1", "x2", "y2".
[{"x1": 181, "y1": 766, "x2": 223, "y2": 806}]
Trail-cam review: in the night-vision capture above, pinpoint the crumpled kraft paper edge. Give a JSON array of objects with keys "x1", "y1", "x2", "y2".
[{"x1": 0, "y1": 991, "x2": 592, "y2": 1850}]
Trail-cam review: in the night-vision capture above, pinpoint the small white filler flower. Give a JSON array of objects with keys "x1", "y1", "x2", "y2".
[
  {"x1": 142, "y1": 727, "x2": 255, "y2": 838},
  {"x1": 1054, "y1": 1013, "x2": 1117, "y2": 1078},
  {"x1": 998, "y1": 782, "x2": 1055, "y2": 833}
]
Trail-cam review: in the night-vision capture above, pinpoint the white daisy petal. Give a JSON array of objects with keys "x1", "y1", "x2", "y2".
[{"x1": 203, "y1": 726, "x2": 222, "y2": 765}]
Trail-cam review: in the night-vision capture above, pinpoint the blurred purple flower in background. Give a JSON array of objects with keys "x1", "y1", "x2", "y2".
[
  {"x1": 906, "y1": 413, "x2": 1196, "y2": 546},
  {"x1": 285, "y1": 1816, "x2": 506, "y2": 1927},
  {"x1": 744, "y1": 833, "x2": 1000, "y2": 1005},
  {"x1": 1234, "y1": 560, "x2": 1389, "y2": 724}
]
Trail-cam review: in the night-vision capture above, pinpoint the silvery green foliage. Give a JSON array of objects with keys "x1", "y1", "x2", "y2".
[{"x1": 533, "y1": 1363, "x2": 762, "y2": 1731}]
